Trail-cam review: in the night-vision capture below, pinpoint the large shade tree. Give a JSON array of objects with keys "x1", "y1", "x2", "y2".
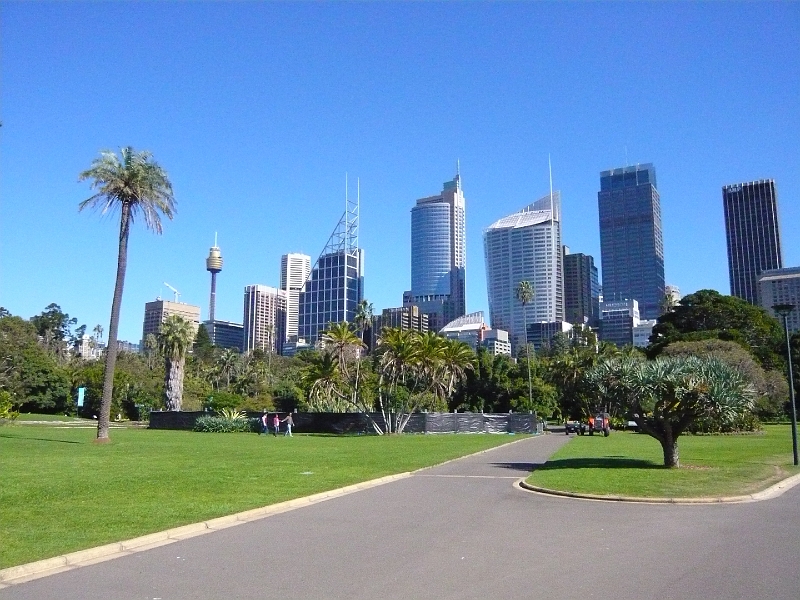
[
  {"x1": 587, "y1": 355, "x2": 755, "y2": 467},
  {"x1": 79, "y1": 147, "x2": 175, "y2": 441},
  {"x1": 158, "y1": 315, "x2": 195, "y2": 411}
]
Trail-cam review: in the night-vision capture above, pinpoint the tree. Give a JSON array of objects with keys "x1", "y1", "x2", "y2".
[
  {"x1": 193, "y1": 324, "x2": 214, "y2": 361},
  {"x1": 158, "y1": 315, "x2": 195, "y2": 411},
  {"x1": 79, "y1": 147, "x2": 175, "y2": 440},
  {"x1": 515, "y1": 281, "x2": 535, "y2": 411},
  {"x1": 30, "y1": 303, "x2": 80, "y2": 364},
  {"x1": 649, "y1": 289, "x2": 784, "y2": 370},
  {"x1": 587, "y1": 355, "x2": 755, "y2": 467}
]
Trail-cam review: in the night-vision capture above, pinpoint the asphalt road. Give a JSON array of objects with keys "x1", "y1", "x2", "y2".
[{"x1": 3, "y1": 434, "x2": 799, "y2": 600}]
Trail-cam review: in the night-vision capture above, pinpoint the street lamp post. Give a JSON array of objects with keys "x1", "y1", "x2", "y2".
[{"x1": 773, "y1": 303, "x2": 798, "y2": 466}]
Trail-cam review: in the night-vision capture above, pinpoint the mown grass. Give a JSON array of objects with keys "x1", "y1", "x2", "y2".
[
  {"x1": 14, "y1": 413, "x2": 92, "y2": 422},
  {"x1": 528, "y1": 425, "x2": 800, "y2": 498},
  {"x1": 0, "y1": 426, "x2": 518, "y2": 568}
]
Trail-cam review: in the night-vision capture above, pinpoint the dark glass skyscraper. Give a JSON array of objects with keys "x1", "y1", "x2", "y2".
[
  {"x1": 598, "y1": 164, "x2": 665, "y2": 320},
  {"x1": 722, "y1": 180, "x2": 782, "y2": 305},
  {"x1": 563, "y1": 251, "x2": 600, "y2": 327}
]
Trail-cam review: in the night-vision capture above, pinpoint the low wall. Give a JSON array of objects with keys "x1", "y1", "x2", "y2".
[{"x1": 149, "y1": 411, "x2": 539, "y2": 434}]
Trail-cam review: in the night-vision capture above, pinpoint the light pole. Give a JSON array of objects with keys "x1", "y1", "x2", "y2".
[{"x1": 773, "y1": 303, "x2": 798, "y2": 466}]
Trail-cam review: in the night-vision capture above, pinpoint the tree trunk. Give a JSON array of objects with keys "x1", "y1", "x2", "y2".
[
  {"x1": 164, "y1": 357, "x2": 185, "y2": 411},
  {"x1": 660, "y1": 434, "x2": 680, "y2": 468},
  {"x1": 96, "y1": 204, "x2": 130, "y2": 443}
]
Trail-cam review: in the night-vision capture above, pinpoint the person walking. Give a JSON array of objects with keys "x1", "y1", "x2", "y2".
[
  {"x1": 281, "y1": 413, "x2": 294, "y2": 437},
  {"x1": 259, "y1": 410, "x2": 268, "y2": 435},
  {"x1": 272, "y1": 413, "x2": 280, "y2": 437}
]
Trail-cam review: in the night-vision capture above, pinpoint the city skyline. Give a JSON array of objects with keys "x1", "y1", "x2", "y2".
[{"x1": 1, "y1": 3, "x2": 798, "y2": 343}]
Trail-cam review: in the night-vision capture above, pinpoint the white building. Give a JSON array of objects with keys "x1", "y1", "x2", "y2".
[
  {"x1": 280, "y1": 253, "x2": 311, "y2": 343},
  {"x1": 243, "y1": 285, "x2": 286, "y2": 354},
  {"x1": 758, "y1": 267, "x2": 800, "y2": 335},
  {"x1": 439, "y1": 311, "x2": 488, "y2": 350},
  {"x1": 633, "y1": 319, "x2": 657, "y2": 348},
  {"x1": 482, "y1": 328, "x2": 511, "y2": 356},
  {"x1": 484, "y1": 192, "x2": 564, "y2": 354}
]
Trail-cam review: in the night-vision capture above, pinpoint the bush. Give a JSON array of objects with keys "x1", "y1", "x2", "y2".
[{"x1": 193, "y1": 415, "x2": 260, "y2": 433}]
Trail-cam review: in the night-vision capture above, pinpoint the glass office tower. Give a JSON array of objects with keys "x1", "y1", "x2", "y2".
[
  {"x1": 598, "y1": 164, "x2": 665, "y2": 320},
  {"x1": 723, "y1": 180, "x2": 783, "y2": 305},
  {"x1": 408, "y1": 172, "x2": 466, "y2": 332},
  {"x1": 564, "y1": 251, "x2": 600, "y2": 327}
]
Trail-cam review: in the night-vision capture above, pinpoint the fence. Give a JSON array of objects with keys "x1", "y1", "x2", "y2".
[{"x1": 149, "y1": 411, "x2": 540, "y2": 435}]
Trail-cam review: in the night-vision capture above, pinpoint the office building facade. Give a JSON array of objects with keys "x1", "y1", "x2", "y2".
[
  {"x1": 299, "y1": 189, "x2": 364, "y2": 342},
  {"x1": 563, "y1": 250, "x2": 600, "y2": 327},
  {"x1": 407, "y1": 171, "x2": 466, "y2": 332},
  {"x1": 723, "y1": 180, "x2": 783, "y2": 305},
  {"x1": 142, "y1": 299, "x2": 201, "y2": 343},
  {"x1": 280, "y1": 253, "x2": 311, "y2": 343},
  {"x1": 758, "y1": 267, "x2": 800, "y2": 335},
  {"x1": 598, "y1": 164, "x2": 665, "y2": 320},
  {"x1": 243, "y1": 285, "x2": 286, "y2": 354},
  {"x1": 600, "y1": 298, "x2": 640, "y2": 348},
  {"x1": 203, "y1": 319, "x2": 244, "y2": 352},
  {"x1": 484, "y1": 192, "x2": 564, "y2": 354}
]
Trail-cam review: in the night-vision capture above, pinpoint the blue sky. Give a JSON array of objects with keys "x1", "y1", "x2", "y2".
[{"x1": 1, "y1": 2, "x2": 798, "y2": 343}]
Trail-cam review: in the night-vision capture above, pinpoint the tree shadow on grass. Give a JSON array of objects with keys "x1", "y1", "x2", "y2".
[
  {"x1": 534, "y1": 457, "x2": 664, "y2": 471},
  {"x1": 0, "y1": 433, "x2": 82, "y2": 444}
]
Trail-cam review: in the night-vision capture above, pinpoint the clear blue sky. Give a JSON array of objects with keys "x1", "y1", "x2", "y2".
[{"x1": 1, "y1": 2, "x2": 798, "y2": 343}]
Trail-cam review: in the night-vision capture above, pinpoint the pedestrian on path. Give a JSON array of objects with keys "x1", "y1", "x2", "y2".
[
  {"x1": 273, "y1": 414, "x2": 280, "y2": 436},
  {"x1": 259, "y1": 410, "x2": 268, "y2": 435},
  {"x1": 281, "y1": 413, "x2": 294, "y2": 437}
]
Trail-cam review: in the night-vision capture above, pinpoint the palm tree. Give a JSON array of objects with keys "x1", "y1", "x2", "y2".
[
  {"x1": 321, "y1": 321, "x2": 364, "y2": 380},
  {"x1": 79, "y1": 147, "x2": 175, "y2": 441},
  {"x1": 353, "y1": 300, "x2": 374, "y2": 348},
  {"x1": 515, "y1": 280, "x2": 535, "y2": 411},
  {"x1": 143, "y1": 333, "x2": 159, "y2": 370},
  {"x1": 93, "y1": 324, "x2": 104, "y2": 344},
  {"x1": 440, "y1": 339, "x2": 476, "y2": 399},
  {"x1": 217, "y1": 348, "x2": 240, "y2": 388},
  {"x1": 158, "y1": 315, "x2": 195, "y2": 411}
]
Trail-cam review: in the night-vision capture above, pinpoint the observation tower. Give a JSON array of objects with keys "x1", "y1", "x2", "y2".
[{"x1": 206, "y1": 234, "x2": 223, "y2": 323}]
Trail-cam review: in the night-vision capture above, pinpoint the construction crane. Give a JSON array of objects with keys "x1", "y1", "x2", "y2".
[{"x1": 163, "y1": 282, "x2": 181, "y2": 303}]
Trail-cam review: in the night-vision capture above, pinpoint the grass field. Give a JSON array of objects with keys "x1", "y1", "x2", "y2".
[
  {"x1": 0, "y1": 426, "x2": 517, "y2": 568},
  {"x1": 527, "y1": 425, "x2": 800, "y2": 498}
]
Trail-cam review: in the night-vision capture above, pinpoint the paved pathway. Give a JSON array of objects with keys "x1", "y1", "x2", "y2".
[{"x1": 2, "y1": 434, "x2": 799, "y2": 599}]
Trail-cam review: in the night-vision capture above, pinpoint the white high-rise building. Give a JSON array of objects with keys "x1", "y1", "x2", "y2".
[
  {"x1": 280, "y1": 253, "x2": 311, "y2": 343},
  {"x1": 483, "y1": 192, "x2": 563, "y2": 353},
  {"x1": 243, "y1": 285, "x2": 286, "y2": 354},
  {"x1": 141, "y1": 299, "x2": 201, "y2": 343}
]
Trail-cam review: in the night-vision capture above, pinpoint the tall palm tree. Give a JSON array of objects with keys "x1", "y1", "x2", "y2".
[
  {"x1": 353, "y1": 300, "x2": 374, "y2": 348},
  {"x1": 158, "y1": 315, "x2": 195, "y2": 411},
  {"x1": 515, "y1": 280, "x2": 535, "y2": 410},
  {"x1": 321, "y1": 321, "x2": 364, "y2": 380},
  {"x1": 79, "y1": 147, "x2": 175, "y2": 441},
  {"x1": 93, "y1": 324, "x2": 104, "y2": 344},
  {"x1": 440, "y1": 339, "x2": 476, "y2": 399},
  {"x1": 217, "y1": 348, "x2": 240, "y2": 388}
]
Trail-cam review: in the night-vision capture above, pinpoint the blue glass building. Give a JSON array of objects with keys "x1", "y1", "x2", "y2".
[
  {"x1": 598, "y1": 164, "x2": 665, "y2": 321},
  {"x1": 408, "y1": 173, "x2": 466, "y2": 331}
]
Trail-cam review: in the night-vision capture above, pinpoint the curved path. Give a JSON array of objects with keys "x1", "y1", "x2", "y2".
[{"x1": 2, "y1": 434, "x2": 799, "y2": 600}]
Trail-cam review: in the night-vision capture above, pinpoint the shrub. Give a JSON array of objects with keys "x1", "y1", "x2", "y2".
[{"x1": 193, "y1": 415, "x2": 260, "y2": 433}]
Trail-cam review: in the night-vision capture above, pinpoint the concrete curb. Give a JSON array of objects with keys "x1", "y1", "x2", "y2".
[
  {"x1": 516, "y1": 471, "x2": 800, "y2": 504},
  {"x1": 0, "y1": 472, "x2": 412, "y2": 587}
]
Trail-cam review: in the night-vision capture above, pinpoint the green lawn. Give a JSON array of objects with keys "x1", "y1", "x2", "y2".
[
  {"x1": 527, "y1": 425, "x2": 800, "y2": 498},
  {"x1": 0, "y1": 426, "x2": 517, "y2": 568},
  {"x1": 13, "y1": 413, "x2": 93, "y2": 422}
]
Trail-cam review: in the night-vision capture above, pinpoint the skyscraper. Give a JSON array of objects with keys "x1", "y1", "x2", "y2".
[
  {"x1": 563, "y1": 250, "x2": 600, "y2": 327},
  {"x1": 723, "y1": 180, "x2": 783, "y2": 305},
  {"x1": 407, "y1": 170, "x2": 466, "y2": 332},
  {"x1": 280, "y1": 253, "x2": 311, "y2": 343},
  {"x1": 243, "y1": 285, "x2": 286, "y2": 354},
  {"x1": 598, "y1": 163, "x2": 665, "y2": 320},
  {"x1": 484, "y1": 192, "x2": 564, "y2": 353},
  {"x1": 757, "y1": 267, "x2": 800, "y2": 335},
  {"x1": 298, "y1": 180, "x2": 364, "y2": 342}
]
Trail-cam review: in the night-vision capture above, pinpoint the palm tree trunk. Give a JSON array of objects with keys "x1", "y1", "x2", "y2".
[
  {"x1": 164, "y1": 357, "x2": 185, "y2": 411},
  {"x1": 96, "y1": 204, "x2": 130, "y2": 442},
  {"x1": 523, "y1": 304, "x2": 532, "y2": 408}
]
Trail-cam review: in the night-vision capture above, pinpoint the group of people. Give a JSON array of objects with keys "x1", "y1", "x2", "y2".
[{"x1": 259, "y1": 411, "x2": 294, "y2": 437}]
